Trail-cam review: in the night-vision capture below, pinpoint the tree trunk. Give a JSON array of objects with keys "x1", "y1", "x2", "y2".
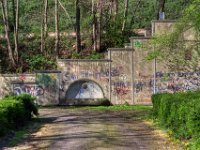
[
  {"x1": 11, "y1": 0, "x2": 15, "y2": 30},
  {"x1": 14, "y1": 0, "x2": 19, "y2": 62},
  {"x1": 157, "y1": 0, "x2": 166, "y2": 20},
  {"x1": 44, "y1": 0, "x2": 48, "y2": 37},
  {"x1": 96, "y1": 1, "x2": 102, "y2": 52},
  {"x1": 75, "y1": 0, "x2": 81, "y2": 53},
  {"x1": 92, "y1": 0, "x2": 97, "y2": 52},
  {"x1": 55, "y1": 0, "x2": 59, "y2": 57},
  {"x1": 41, "y1": 1, "x2": 44, "y2": 53},
  {"x1": 110, "y1": 0, "x2": 118, "y2": 19},
  {"x1": 41, "y1": 0, "x2": 48, "y2": 53},
  {"x1": 122, "y1": 0, "x2": 129, "y2": 34},
  {"x1": 1, "y1": 0, "x2": 16, "y2": 67},
  {"x1": 5, "y1": 0, "x2": 9, "y2": 31}
]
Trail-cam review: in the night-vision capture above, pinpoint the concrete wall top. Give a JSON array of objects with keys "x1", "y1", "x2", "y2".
[
  {"x1": 0, "y1": 74, "x2": 35, "y2": 77},
  {"x1": 130, "y1": 37, "x2": 152, "y2": 40},
  {"x1": 151, "y1": 20, "x2": 176, "y2": 23},
  {"x1": 108, "y1": 48, "x2": 134, "y2": 51},
  {"x1": 58, "y1": 59, "x2": 112, "y2": 62},
  {"x1": 35, "y1": 70, "x2": 62, "y2": 73}
]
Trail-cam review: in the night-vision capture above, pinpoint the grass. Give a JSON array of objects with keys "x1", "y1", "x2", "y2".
[
  {"x1": 80, "y1": 105, "x2": 153, "y2": 120},
  {"x1": 76, "y1": 105, "x2": 153, "y2": 111}
]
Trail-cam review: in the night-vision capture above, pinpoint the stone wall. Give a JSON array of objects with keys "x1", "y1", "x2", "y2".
[
  {"x1": 108, "y1": 48, "x2": 134, "y2": 104},
  {"x1": 58, "y1": 60, "x2": 110, "y2": 105},
  {"x1": 152, "y1": 20, "x2": 197, "y2": 40},
  {"x1": 35, "y1": 71, "x2": 60, "y2": 105},
  {"x1": 0, "y1": 74, "x2": 35, "y2": 99},
  {"x1": 0, "y1": 72, "x2": 60, "y2": 106},
  {"x1": 128, "y1": 20, "x2": 199, "y2": 103}
]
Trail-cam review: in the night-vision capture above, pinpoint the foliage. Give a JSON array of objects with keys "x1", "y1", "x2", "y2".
[
  {"x1": 26, "y1": 55, "x2": 57, "y2": 72},
  {"x1": 0, "y1": 94, "x2": 38, "y2": 136},
  {"x1": 85, "y1": 52, "x2": 103, "y2": 59},
  {"x1": 71, "y1": 51, "x2": 82, "y2": 59},
  {"x1": 145, "y1": 0, "x2": 200, "y2": 71},
  {"x1": 152, "y1": 91, "x2": 200, "y2": 148},
  {"x1": 0, "y1": 0, "x2": 193, "y2": 73}
]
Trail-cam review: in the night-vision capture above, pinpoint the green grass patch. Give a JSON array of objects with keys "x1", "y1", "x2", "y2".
[{"x1": 76, "y1": 105, "x2": 152, "y2": 111}]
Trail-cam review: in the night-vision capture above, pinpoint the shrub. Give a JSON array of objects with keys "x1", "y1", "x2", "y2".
[
  {"x1": 0, "y1": 94, "x2": 38, "y2": 136},
  {"x1": 152, "y1": 91, "x2": 200, "y2": 146},
  {"x1": 26, "y1": 54, "x2": 57, "y2": 72}
]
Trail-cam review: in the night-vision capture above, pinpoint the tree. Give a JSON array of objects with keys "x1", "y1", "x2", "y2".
[
  {"x1": 41, "y1": 0, "x2": 48, "y2": 53},
  {"x1": 92, "y1": 0, "x2": 102, "y2": 52},
  {"x1": 55, "y1": 0, "x2": 59, "y2": 57},
  {"x1": 1, "y1": 0, "x2": 16, "y2": 67},
  {"x1": 14, "y1": 0, "x2": 19, "y2": 62},
  {"x1": 75, "y1": 0, "x2": 81, "y2": 53},
  {"x1": 122, "y1": 0, "x2": 129, "y2": 33},
  {"x1": 146, "y1": 0, "x2": 200, "y2": 71}
]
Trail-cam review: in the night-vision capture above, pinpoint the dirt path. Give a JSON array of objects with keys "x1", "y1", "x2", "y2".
[{"x1": 2, "y1": 107, "x2": 182, "y2": 150}]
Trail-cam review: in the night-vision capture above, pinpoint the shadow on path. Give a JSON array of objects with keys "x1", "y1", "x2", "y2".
[{"x1": 1, "y1": 107, "x2": 182, "y2": 150}]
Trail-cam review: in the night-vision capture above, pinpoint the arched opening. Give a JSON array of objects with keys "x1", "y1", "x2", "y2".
[{"x1": 65, "y1": 79, "x2": 104, "y2": 99}]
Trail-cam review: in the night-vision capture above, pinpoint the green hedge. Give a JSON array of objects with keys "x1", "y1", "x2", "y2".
[
  {"x1": 0, "y1": 94, "x2": 38, "y2": 136},
  {"x1": 152, "y1": 91, "x2": 200, "y2": 148}
]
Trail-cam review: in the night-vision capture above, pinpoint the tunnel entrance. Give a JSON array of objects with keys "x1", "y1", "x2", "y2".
[{"x1": 65, "y1": 80, "x2": 104, "y2": 100}]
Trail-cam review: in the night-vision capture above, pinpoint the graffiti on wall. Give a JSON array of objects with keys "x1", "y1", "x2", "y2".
[
  {"x1": 113, "y1": 82, "x2": 131, "y2": 96},
  {"x1": 13, "y1": 84, "x2": 44, "y2": 96},
  {"x1": 156, "y1": 71, "x2": 200, "y2": 93},
  {"x1": 62, "y1": 63, "x2": 125, "y2": 81},
  {"x1": 62, "y1": 63, "x2": 110, "y2": 83},
  {"x1": 135, "y1": 71, "x2": 200, "y2": 94},
  {"x1": 36, "y1": 73, "x2": 57, "y2": 88},
  {"x1": 63, "y1": 62, "x2": 133, "y2": 98},
  {"x1": 35, "y1": 73, "x2": 60, "y2": 101}
]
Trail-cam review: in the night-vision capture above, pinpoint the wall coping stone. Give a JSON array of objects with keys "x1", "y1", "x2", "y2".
[
  {"x1": 58, "y1": 59, "x2": 112, "y2": 62},
  {"x1": 151, "y1": 20, "x2": 176, "y2": 23},
  {"x1": 107, "y1": 48, "x2": 134, "y2": 51},
  {"x1": 35, "y1": 70, "x2": 62, "y2": 73},
  {"x1": 11, "y1": 81, "x2": 36, "y2": 84},
  {"x1": 130, "y1": 37, "x2": 152, "y2": 40},
  {"x1": 0, "y1": 74, "x2": 35, "y2": 77}
]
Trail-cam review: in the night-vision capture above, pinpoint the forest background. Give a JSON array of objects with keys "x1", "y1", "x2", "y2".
[{"x1": 0, "y1": 0, "x2": 192, "y2": 73}]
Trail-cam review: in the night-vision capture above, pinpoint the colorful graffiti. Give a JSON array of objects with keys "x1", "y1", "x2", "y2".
[
  {"x1": 13, "y1": 84, "x2": 44, "y2": 96},
  {"x1": 62, "y1": 63, "x2": 131, "y2": 98},
  {"x1": 156, "y1": 71, "x2": 200, "y2": 93},
  {"x1": 113, "y1": 82, "x2": 131, "y2": 96},
  {"x1": 36, "y1": 73, "x2": 57, "y2": 88},
  {"x1": 135, "y1": 71, "x2": 200, "y2": 94},
  {"x1": 18, "y1": 74, "x2": 26, "y2": 81}
]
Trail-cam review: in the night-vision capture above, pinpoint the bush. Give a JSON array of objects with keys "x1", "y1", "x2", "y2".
[
  {"x1": 0, "y1": 94, "x2": 38, "y2": 136},
  {"x1": 152, "y1": 91, "x2": 200, "y2": 147},
  {"x1": 26, "y1": 54, "x2": 57, "y2": 72}
]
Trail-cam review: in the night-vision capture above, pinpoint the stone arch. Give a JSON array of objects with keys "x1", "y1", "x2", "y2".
[{"x1": 65, "y1": 79, "x2": 104, "y2": 99}]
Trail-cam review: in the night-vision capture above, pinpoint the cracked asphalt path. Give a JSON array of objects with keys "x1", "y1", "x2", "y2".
[{"x1": 2, "y1": 107, "x2": 182, "y2": 150}]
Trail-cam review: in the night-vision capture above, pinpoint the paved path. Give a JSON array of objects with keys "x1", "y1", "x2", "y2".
[{"x1": 3, "y1": 107, "x2": 182, "y2": 150}]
